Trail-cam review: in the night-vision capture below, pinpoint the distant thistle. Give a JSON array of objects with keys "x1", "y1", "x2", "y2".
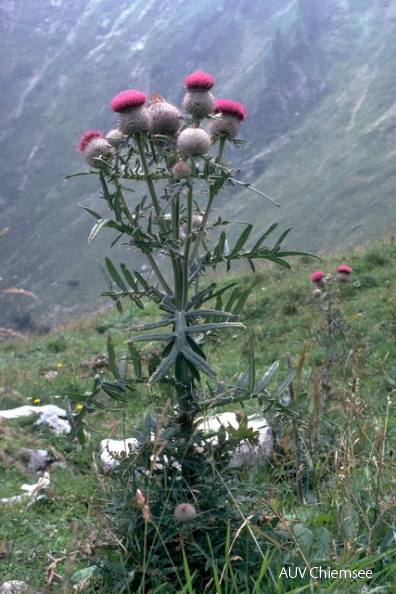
[
  {"x1": 182, "y1": 71, "x2": 215, "y2": 118},
  {"x1": 76, "y1": 130, "x2": 114, "y2": 168},
  {"x1": 110, "y1": 90, "x2": 151, "y2": 135},
  {"x1": 177, "y1": 127, "x2": 211, "y2": 156},
  {"x1": 210, "y1": 99, "x2": 248, "y2": 139},
  {"x1": 174, "y1": 502, "x2": 197, "y2": 522},
  {"x1": 337, "y1": 265, "x2": 353, "y2": 282},
  {"x1": 310, "y1": 270, "x2": 325, "y2": 286}
]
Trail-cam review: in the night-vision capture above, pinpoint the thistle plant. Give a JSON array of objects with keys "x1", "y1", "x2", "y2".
[
  {"x1": 308, "y1": 265, "x2": 353, "y2": 400},
  {"x1": 72, "y1": 71, "x2": 309, "y2": 591}
]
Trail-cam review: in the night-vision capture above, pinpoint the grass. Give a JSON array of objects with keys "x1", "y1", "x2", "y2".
[{"x1": 0, "y1": 238, "x2": 396, "y2": 592}]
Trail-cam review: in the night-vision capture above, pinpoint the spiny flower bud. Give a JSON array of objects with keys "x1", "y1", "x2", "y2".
[
  {"x1": 174, "y1": 503, "x2": 197, "y2": 522},
  {"x1": 210, "y1": 99, "x2": 248, "y2": 139},
  {"x1": 148, "y1": 95, "x2": 182, "y2": 136},
  {"x1": 177, "y1": 127, "x2": 211, "y2": 156},
  {"x1": 105, "y1": 129, "x2": 127, "y2": 147},
  {"x1": 110, "y1": 90, "x2": 151, "y2": 135},
  {"x1": 183, "y1": 71, "x2": 215, "y2": 118},
  {"x1": 77, "y1": 130, "x2": 114, "y2": 168},
  {"x1": 172, "y1": 160, "x2": 192, "y2": 179}
]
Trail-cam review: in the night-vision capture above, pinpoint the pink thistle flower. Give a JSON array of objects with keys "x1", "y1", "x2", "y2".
[
  {"x1": 213, "y1": 99, "x2": 248, "y2": 121},
  {"x1": 77, "y1": 130, "x2": 114, "y2": 168},
  {"x1": 185, "y1": 71, "x2": 214, "y2": 90},
  {"x1": 110, "y1": 90, "x2": 151, "y2": 135},
  {"x1": 76, "y1": 129, "x2": 103, "y2": 153},
  {"x1": 183, "y1": 72, "x2": 215, "y2": 118},
  {"x1": 110, "y1": 90, "x2": 147, "y2": 112},
  {"x1": 210, "y1": 99, "x2": 248, "y2": 139},
  {"x1": 337, "y1": 265, "x2": 352, "y2": 274},
  {"x1": 310, "y1": 270, "x2": 325, "y2": 283}
]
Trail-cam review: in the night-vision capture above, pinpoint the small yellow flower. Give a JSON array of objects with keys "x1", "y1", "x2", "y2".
[
  {"x1": 76, "y1": 404, "x2": 84, "y2": 410},
  {"x1": 350, "y1": 313, "x2": 362, "y2": 320},
  {"x1": 33, "y1": 398, "x2": 41, "y2": 405},
  {"x1": 57, "y1": 363, "x2": 63, "y2": 368}
]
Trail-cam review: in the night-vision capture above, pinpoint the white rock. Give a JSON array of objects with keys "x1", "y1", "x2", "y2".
[
  {"x1": 0, "y1": 472, "x2": 51, "y2": 505},
  {"x1": 197, "y1": 412, "x2": 273, "y2": 467},
  {"x1": 100, "y1": 438, "x2": 139, "y2": 474},
  {"x1": 0, "y1": 582, "x2": 40, "y2": 594},
  {"x1": 0, "y1": 405, "x2": 70, "y2": 435},
  {"x1": 21, "y1": 448, "x2": 50, "y2": 470}
]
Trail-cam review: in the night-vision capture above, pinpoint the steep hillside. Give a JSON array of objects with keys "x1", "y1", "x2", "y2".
[{"x1": 0, "y1": 0, "x2": 395, "y2": 328}]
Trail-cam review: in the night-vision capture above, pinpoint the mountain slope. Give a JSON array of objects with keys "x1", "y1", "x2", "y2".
[{"x1": 0, "y1": 0, "x2": 395, "y2": 328}]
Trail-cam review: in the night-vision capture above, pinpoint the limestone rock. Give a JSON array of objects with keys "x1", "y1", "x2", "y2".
[
  {"x1": 197, "y1": 412, "x2": 273, "y2": 467},
  {"x1": 0, "y1": 580, "x2": 41, "y2": 593},
  {"x1": 100, "y1": 438, "x2": 139, "y2": 474},
  {"x1": 0, "y1": 405, "x2": 70, "y2": 435}
]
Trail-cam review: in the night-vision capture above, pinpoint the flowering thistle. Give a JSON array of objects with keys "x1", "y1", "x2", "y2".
[
  {"x1": 174, "y1": 502, "x2": 197, "y2": 522},
  {"x1": 337, "y1": 265, "x2": 353, "y2": 282},
  {"x1": 310, "y1": 270, "x2": 325, "y2": 285},
  {"x1": 177, "y1": 127, "x2": 211, "y2": 156},
  {"x1": 337, "y1": 265, "x2": 352, "y2": 275},
  {"x1": 147, "y1": 94, "x2": 182, "y2": 136},
  {"x1": 110, "y1": 90, "x2": 151, "y2": 135},
  {"x1": 172, "y1": 160, "x2": 192, "y2": 179},
  {"x1": 210, "y1": 99, "x2": 248, "y2": 139},
  {"x1": 77, "y1": 130, "x2": 114, "y2": 168},
  {"x1": 182, "y1": 71, "x2": 215, "y2": 118}
]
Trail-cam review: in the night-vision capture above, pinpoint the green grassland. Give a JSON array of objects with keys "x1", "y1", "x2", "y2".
[{"x1": 1, "y1": 238, "x2": 395, "y2": 592}]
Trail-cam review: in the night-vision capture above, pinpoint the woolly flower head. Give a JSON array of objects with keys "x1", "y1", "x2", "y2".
[
  {"x1": 177, "y1": 127, "x2": 211, "y2": 156},
  {"x1": 183, "y1": 71, "x2": 215, "y2": 117},
  {"x1": 76, "y1": 129, "x2": 103, "y2": 153},
  {"x1": 210, "y1": 99, "x2": 248, "y2": 139},
  {"x1": 185, "y1": 71, "x2": 215, "y2": 90},
  {"x1": 110, "y1": 90, "x2": 151, "y2": 135},
  {"x1": 213, "y1": 99, "x2": 248, "y2": 121},
  {"x1": 148, "y1": 94, "x2": 182, "y2": 136},
  {"x1": 77, "y1": 130, "x2": 114, "y2": 168},
  {"x1": 174, "y1": 503, "x2": 197, "y2": 522},
  {"x1": 105, "y1": 129, "x2": 126, "y2": 147},
  {"x1": 110, "y1": 90, "x2": 147, "y2": 112},
  {"x1": 310, "y1": 270, "x2": 325, "y2": 283}
]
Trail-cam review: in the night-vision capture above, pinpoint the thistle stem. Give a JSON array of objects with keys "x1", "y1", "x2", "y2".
[
  {"x1": 190, "y1": 137, "x2": 226, "y2": 262},
  {"x1": 134, "y1": 132, "x2": 162, "y2": 220},
  {"x1": 145, "y1": 252, "x2": 173, "y2": 296}
]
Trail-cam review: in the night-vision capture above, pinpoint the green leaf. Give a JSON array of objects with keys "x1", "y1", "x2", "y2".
[
  {"x1": 105, "y1": 257, "x2": 128, "y2": 291},
  {"x1": 79, "y1": 205, "x2": 103, "y2": 220},
  {"x1": 270, "y1": 370, "x2": 296, "y2": 401},
  {"x1": 88, "y1": 218, "x2": 109, "y2": 244},
  {"x1": 181, "y1": 345, "x2": 217, "y2": 379},
  {"x1": 256, "y1": 361, "x2": 280, "y2": 393},
  {"x1": 228, "y1": 224, "x2": 253, "y2": 258},
  {"x1": 107, "y1": 333, "x2": 119, "y2": 380},
  {"x1": 148, "y1": 342, "x2": 178, "y2": 384},
  {"x1": 70, "y1": 565, "x2": 98, "y2": 584},
  {"x1": 251, "y1": 223, "x2": 279, "y2": 251},
  {"x1": 120, "y1": 263, "x2": 138, "y2": 290}
]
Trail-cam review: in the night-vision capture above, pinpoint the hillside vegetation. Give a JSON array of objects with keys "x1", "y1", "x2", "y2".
[
  {"x1": 1, "y1": 238, "x2": 395, "y2": 592},
  {"x1": 1, "y1": 0, "x2": 396, "y2": 328}
]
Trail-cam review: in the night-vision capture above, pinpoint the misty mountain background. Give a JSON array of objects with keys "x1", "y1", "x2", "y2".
[{"x1": 1, "y1": 0, "x2": 395, "y2": 330}]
